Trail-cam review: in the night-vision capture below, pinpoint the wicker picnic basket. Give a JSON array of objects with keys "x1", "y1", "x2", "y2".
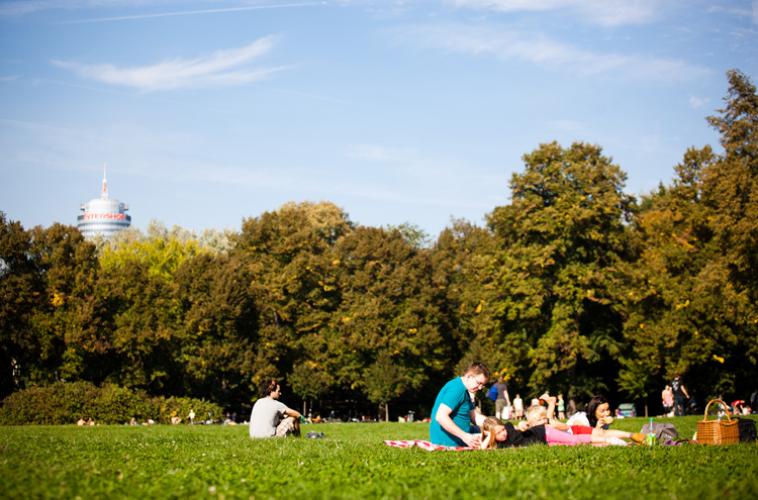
[{"x1": 697, "y1": 399, "x2": 740, "y2": 445}]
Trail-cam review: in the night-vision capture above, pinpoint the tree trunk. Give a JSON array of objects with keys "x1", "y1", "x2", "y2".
[{"x1": 385, "y1": 403, "x2": 389, "y2": 422}]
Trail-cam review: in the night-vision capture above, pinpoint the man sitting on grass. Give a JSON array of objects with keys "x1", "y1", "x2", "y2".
[
  {"x1": 429, "y1": 362, "x2": 490, "y2": 448},
  {"x1": 249, "y1": 380, "x2": 302, "y2": 439}
]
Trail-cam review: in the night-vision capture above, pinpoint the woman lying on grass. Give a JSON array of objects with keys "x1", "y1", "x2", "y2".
[
  {"x1": 566, "y1": 395, "x2": 644, "y2": 443},
  {"x1": 481, "y1": 417, "x2": 627, "y2": 448},
  {"x1": 525, "y1": 394, "x2": 644, "y2": 445}
]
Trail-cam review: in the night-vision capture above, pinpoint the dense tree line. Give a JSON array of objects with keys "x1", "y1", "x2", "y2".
[{"x1": 2, "y1": 70, "x2": 756, "y2": 418}]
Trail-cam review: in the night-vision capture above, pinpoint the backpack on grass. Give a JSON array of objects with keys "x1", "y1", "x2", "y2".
[
  {"x1": 737, "y1": 418, "x2": 756, "y2": 443},
  {"x1": 641, "y1": 422, "x2": 678, "y2": 441}
]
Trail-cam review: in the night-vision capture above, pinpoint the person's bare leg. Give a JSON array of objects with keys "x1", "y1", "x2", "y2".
[
  {"x1": 542, "y1": 394, "x2": 569, "y2": 430},
  {"x1": 542, "y1": 393, "x2": 557, "y2": 420},
  {"x1": 592, "y1": 427, "x2": 644, "y2": 443}
]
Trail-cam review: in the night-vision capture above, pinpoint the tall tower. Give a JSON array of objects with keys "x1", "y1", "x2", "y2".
[{"x1": 77, "y1": 165, "x2": 131, "y2": 239}]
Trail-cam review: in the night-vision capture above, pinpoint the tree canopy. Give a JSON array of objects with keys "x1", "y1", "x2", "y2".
[{"x1": 2, "y1": 70, "x2": 756, "y2": 417}]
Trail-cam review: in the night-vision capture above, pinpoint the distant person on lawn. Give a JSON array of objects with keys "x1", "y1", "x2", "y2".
[
  {"x1": 429, "y1": 362, "x2": 490, "y2": 448},
  {"x1": 662, "y1": 385, "x2": 674, "y2": 417},
  {"x1": 671, "y1": 375, "x2": 690, "y2": 416},
  {"x1": 493, "y1": 375, "x2": 511, "y2": 420},
  {"x1": 513, "y1": 394, "x2": 524, "y2": 419},
  {"x1": 249, "y1": 380, "x2": 302, "y2": 439}
]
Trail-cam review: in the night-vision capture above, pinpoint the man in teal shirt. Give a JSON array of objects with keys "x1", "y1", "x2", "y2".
[{"x1": 429, "y1": 362, "x2": 490, "y2": 447}]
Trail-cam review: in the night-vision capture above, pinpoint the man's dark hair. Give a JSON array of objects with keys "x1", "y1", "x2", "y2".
[
  {"x1": 464, "y1": 362, "x2": 491, "y2": 380},
  {"x1": 261, "y1": 379, "x2": 279, "y2": 399}
]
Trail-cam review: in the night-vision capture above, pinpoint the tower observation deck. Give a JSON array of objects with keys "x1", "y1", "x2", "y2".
[{"x1": 77, "y1": 166, "x2": 131, "y2": 239}]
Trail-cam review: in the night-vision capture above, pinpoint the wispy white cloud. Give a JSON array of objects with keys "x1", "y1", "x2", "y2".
[
  {"x1": 0, "y1": 1, "x2": 177, "y2": 17},
  {"x1": 706, "y1": 3, "x2": 758, "y2": 24},
  {"x1": 0, "y1": 117, "x2": 502, "y2": 215},
  {"x1": 688, "y1": 96, "x2": 709, "y2": 109},
  {"x1": 0, "y1": 1, "x2": 323, "y2": 22},
  {"x1": 340, "y1": 141, "x2": 505, "y2": 208},
  {"x1": 0, "y1": 75, "x2": 21, "y2": 83},
  {"x1": 59, "y1": 1, "x2": 323, "y2": 24},
  {"x1": 51, "y1": 37, "x2": 288, "y2": 92},
  {"x1": 0, "y1": 1, "x2": 40, "y2": 16},
  {"x1": 397, "y1": 23, "x2": 710, "y2": 81},
  {"x1": 448, "y1": 0, "x2": 664, "y2": 26}
]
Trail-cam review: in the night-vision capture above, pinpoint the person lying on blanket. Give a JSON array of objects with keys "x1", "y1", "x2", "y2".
[
  {"x1": 429, "y1": 362, "x2": 490, "y2": 448},
  {"x1": 481, "y1": 417, "x2": 628, "y2": 448}
]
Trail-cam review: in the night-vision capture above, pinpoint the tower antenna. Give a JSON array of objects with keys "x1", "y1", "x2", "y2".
[{"x1": 101, "y1": 163, "x2": 109, "y2": 199}]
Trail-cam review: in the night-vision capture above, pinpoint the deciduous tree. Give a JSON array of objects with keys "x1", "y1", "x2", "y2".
[{"x1": 487, "y1": 142, "x2": 635, "y2": 397}]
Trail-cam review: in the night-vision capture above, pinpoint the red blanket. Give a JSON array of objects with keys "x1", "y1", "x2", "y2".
[{"x1": 383, "y1": 439, "x2": 473, "y2": 452}]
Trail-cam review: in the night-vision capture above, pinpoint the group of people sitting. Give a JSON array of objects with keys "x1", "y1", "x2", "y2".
[{"x1": 431, "y1": 362, "x2": 644, "y2": 449}]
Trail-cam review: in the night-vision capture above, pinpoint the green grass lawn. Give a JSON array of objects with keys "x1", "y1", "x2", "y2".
[{"x1": 2, "y1": 416, "x2": 756, "y2": 499}]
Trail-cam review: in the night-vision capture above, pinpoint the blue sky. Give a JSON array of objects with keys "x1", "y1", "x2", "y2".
[{"x1": 1, "y1": 0, "x2": 756, "y2": 238}]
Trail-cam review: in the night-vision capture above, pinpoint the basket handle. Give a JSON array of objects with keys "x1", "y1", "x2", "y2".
[{"x1": 703, "y1": 399, "x2": 732, "y2": 422}]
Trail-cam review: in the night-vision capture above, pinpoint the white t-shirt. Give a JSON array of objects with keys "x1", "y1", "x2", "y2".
[
  {"x1": 566, "y1": 411, "x2": 590, "y2": 428},
  {"x1": 513, "y1": 397, "x2": 523, "y2": 411},
  {"x1": 249, "y1": 397, "x2": 289, "y2": 438}
]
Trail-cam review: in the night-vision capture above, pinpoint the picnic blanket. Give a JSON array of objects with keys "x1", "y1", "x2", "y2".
[{"x1": 383, "y1": 439, "x2": 473, "y2": 452}]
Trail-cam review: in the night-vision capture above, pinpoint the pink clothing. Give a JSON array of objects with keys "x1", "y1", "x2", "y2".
[{"x1": 545, "y1": 426, "x2": 593, "y2": 446}]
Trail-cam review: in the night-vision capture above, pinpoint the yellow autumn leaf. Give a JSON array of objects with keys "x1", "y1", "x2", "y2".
[{"x1": 675, "y1": 300, "x2": 690, "y2": 310}]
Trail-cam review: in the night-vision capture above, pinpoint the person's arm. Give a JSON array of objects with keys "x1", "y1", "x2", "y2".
[
  {"x1": 278, "y1": 401, "x2": 301, "y2": 420},
  {"x1": 504, "y1": 388, "x2": 511, "y2": 407},
  {"x1": 284, "y1": 408, "x2": 302, "y2": 419},
  {"x1": 682, "y1": 385, "x2": 690, "y2": 399},
  {"x1": 435, "y1": 403, "x2": 480, "y2": 448},
  {"x1": 470, "y1": 407, "x2": 485, "y2": 428},
  {"x1": 548, "y1": 420, "x2": 570, "y2": 431}
]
